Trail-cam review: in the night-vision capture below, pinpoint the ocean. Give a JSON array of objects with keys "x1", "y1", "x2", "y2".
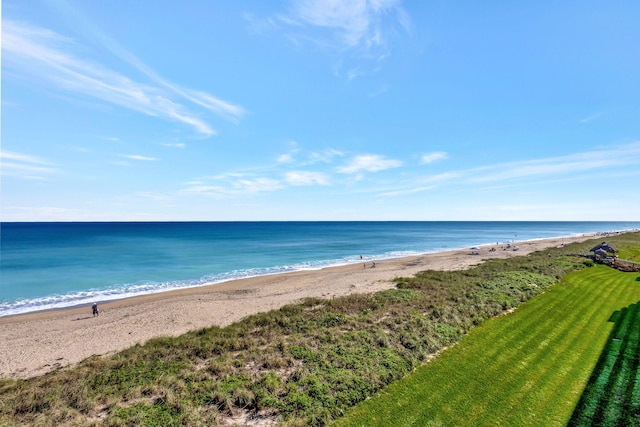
[{"x1": 1, "y1": 221, "x2": 639, "y2": 317}]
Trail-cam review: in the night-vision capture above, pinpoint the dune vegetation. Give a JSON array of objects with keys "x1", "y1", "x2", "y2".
[{"x1": 1, "y1": 232, "x2": 638, "y2": 426}]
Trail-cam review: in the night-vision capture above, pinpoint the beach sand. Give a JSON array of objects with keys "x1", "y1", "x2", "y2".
[{"x1": 0, "y1": 234, "x2": 602, "y2": 379}]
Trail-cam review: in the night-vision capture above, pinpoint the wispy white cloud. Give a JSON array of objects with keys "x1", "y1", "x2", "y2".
[
  {"x1": 276, "y1": 141, "x2": 300, "y2": 164},
  {"x1": 183, "y1": 176, "x2": 284, "y2": 197},
  {"x1": 0, "y1": 206, "x2": 84, "y2": 221},
  {"x1": 161, "y1": 143, "x2": 186, "y2": 149},
  {"x1": 337, "y1": 154, "x2": 402, "y2": 173},
  {"x1": 309, "y1": 148, "x2": 344, "y2": 163},
  {"x1": 466, "y1": 142, "x2": 640, "y2": 184},
  {"x1": 2, "y1": 20, "x2": 244, "y2": 137},
  {"x1": 182, "y1": 90, "x2": 245, "y2": 124},
  {"x1": 184, "y1": 167, "x2": 332, "y2": 198},
  {"x1": 1, "y1": 151, "x2": 50, "y2": 165},
  {"x1": 183, "y1": 143, "x2": 343, "y2": 198},
  {"x1": 244, "y1": 13, "x2": 280, "y2": 35},
  {"x1": 375, "y1": 142, "x2": 640, "y2": 198},
  {"x1": 277, "y1": 145, "x2": 344, "y2": 166},
  {"x1": 1, "y1": 163, "x2": 56, "y2": 177},
  {"x1": 122, "y1": 154, "x2": 159, "y2": 161},
  {"x1": 181, "y1": 181, "x2": 227, "y2": 196},
  {"x1": 284, "y1": 0, "x2": 409, "y2": 51},
  {"x1": 285, "y1": 171, "x2": 330, "y2": 186},
  {"x1": 59, "y1": 2, "x2": 247, "y2": 124},
  {"x1": 186, "y1": 142, "x2": 640, "y2": 203},
  {"x1": 235, "y1": 178, "x2": 283, "y2": 193},
  {"x1": 424, "y1": 172, "x2": 462, "y2": 183},
  {"x1": 59, "y1": 1, "x2": 246, "y2": 122},
  {"x1": 0, "y1": 150, "x2": 58, "y2": 179},
  {"x1": 377, "y1": 185, "x2": 436, "y2": 197},
  {"x1": 420, "y1": 151, "x2": 448, "y2": 164},
  {"x1": 65, "y1": 146, "x2": 92, "y2": 153},
  {"x1": 368, "y1": 84, "x2": 390, "y2": 98},
  {"x1": 272, "y1": 0, "x2": 411, "y2": 77},
  {"x1": 277, "y1": 153, "x2": 296, "y2": 164},
  {"x1": 580, "y1": 112, "x2": 604, "y2": 124},
  {"x1": 369, "y1": 171, "x2": 460, "y2": 198}
]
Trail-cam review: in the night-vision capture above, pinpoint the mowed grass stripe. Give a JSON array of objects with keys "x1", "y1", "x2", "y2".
[
  {"x1": 480, "y1": 269, "x2": 639, "y2": 426},
  {"x1": 631, "y1": 340, "x2": 640, "y2": 426},
  {"x1": 482, "y1": 270, "x2": 636, "y2": 425},
  {"x1": 605, "y1": 302, "x2": 640, "y2": 424},
  {"x1": 447, "y1": 269, "x2": 617, "y2": 426},
  {"x1": 423, "y1": 279, "x2": 599, "y2": 421},
  {"x1": 527, "y1": 284, "x2": 624, "y2": 425},
  {"x1": 570, "y1": 283, "x2": 615, "y2": 425},
  {"x1": 466, "y1": 295, "x2": 568, "y2": 378},
  {"x1": 622, "y1": 302, "x2": 640, "y2": 425},
  {"x1": 504, "y1": 271, "x2": 633, "y2": 426},
  {"x1": 334, "y1": 266, "x2": 640, "y2": 427},
  {"x1": 568, "y1": 273, "x2": 640, "y2": 426},
  {"x1": 476, "y1": 281, "x2": 612, "y2": 426},
  {"x1": 432, "y1": 269, "x2": 614, "y2": 425},
  {"x1": 601, "y1": 302, "x2": 639, "y2": 424},
  {"x1": 570, "y1": 297, "x2": 640, "y2": 426}
]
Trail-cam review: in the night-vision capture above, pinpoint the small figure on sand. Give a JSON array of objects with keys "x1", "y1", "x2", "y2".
[{"x1": 92, "y1": 302, "x2": 99, "y2": 317}]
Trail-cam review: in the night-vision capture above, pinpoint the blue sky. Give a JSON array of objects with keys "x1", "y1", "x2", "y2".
[{"x1": 2, "y1": 0, "x2": 639, "y2": 221}]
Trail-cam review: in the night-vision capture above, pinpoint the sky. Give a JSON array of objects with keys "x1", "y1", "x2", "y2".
[{"x1": 2, "y1": 0, "x2": 639, "y2": 221}]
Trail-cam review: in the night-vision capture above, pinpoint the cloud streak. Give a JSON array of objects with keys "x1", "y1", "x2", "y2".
[
  {"x1": 122, "y1": 155, "x2": 159, "y2": 161},
  {"x1": 184, "y1": 142, "x2": 640, "y2": 203},
  {"x1": 0, "y1": 150, "x2": 58, "y2": 179},
  {"x1": 2, "y1": 20, "x2": 244, "y2": 137},
  {"x1": 465, "y1": 142, "x2": 640, "y2": 184},
  {"x1": 378, "y1": 142, "x2": 640, "y2": 198},
  {"x1": 420, "y1": 151, "x2": 448, "y2": 164},
  {"x1": 337, "y1": 154, "x2": 402, "y2": 173},
  {"x1": 285, "y1": 0, "x2": 409, "y2": 51},
  {"x1": 184, "y1": 176, "x2": 284, "y2": 197},
  {"x1": 285, "y1": 171, "x2": 330, "y2": 186},
  {"x1": 274, "y1": 0, "x2": 411, "y2": 77}
]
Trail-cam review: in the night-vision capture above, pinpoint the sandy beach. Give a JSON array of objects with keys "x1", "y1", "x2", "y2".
[{"x1": 0, "y1": 233, "x2": 605, "y2": 379}]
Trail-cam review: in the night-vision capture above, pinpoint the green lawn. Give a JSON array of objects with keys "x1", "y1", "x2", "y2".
[{"x1": 333, "y1": 266, "x2": 640, "y2": 426}]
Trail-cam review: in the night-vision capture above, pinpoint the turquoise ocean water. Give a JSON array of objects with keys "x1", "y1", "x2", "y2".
[{"x1": 1, "y1": 221, "x2": 639, "y2": 317}]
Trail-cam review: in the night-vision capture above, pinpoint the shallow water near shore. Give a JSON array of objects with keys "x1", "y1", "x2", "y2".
[{"x1": 1, "y1": 221, "x2": 638, "y2": 316}]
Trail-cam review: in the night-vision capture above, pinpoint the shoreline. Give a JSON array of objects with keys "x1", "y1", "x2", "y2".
[
  {"x1": 1, "y1": 230, "x2": 624, "y2": 319},
  {"x1": 0, "y1": 232, "x2": 614, "y2": 379}
]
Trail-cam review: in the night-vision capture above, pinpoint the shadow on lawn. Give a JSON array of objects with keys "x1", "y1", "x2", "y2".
[{"x1": 568, "y1": 300, "x2": 640, "y2": 427}]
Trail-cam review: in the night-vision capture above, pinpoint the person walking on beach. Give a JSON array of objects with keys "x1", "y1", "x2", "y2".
[{"x1": 92, "y1": 303, "x2": 99, "y2": 317}]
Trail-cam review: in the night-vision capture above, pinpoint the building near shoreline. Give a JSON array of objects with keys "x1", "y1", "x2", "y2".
[{"x1": 590, "y1": 242, "x2": 618, "y2": 259}]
